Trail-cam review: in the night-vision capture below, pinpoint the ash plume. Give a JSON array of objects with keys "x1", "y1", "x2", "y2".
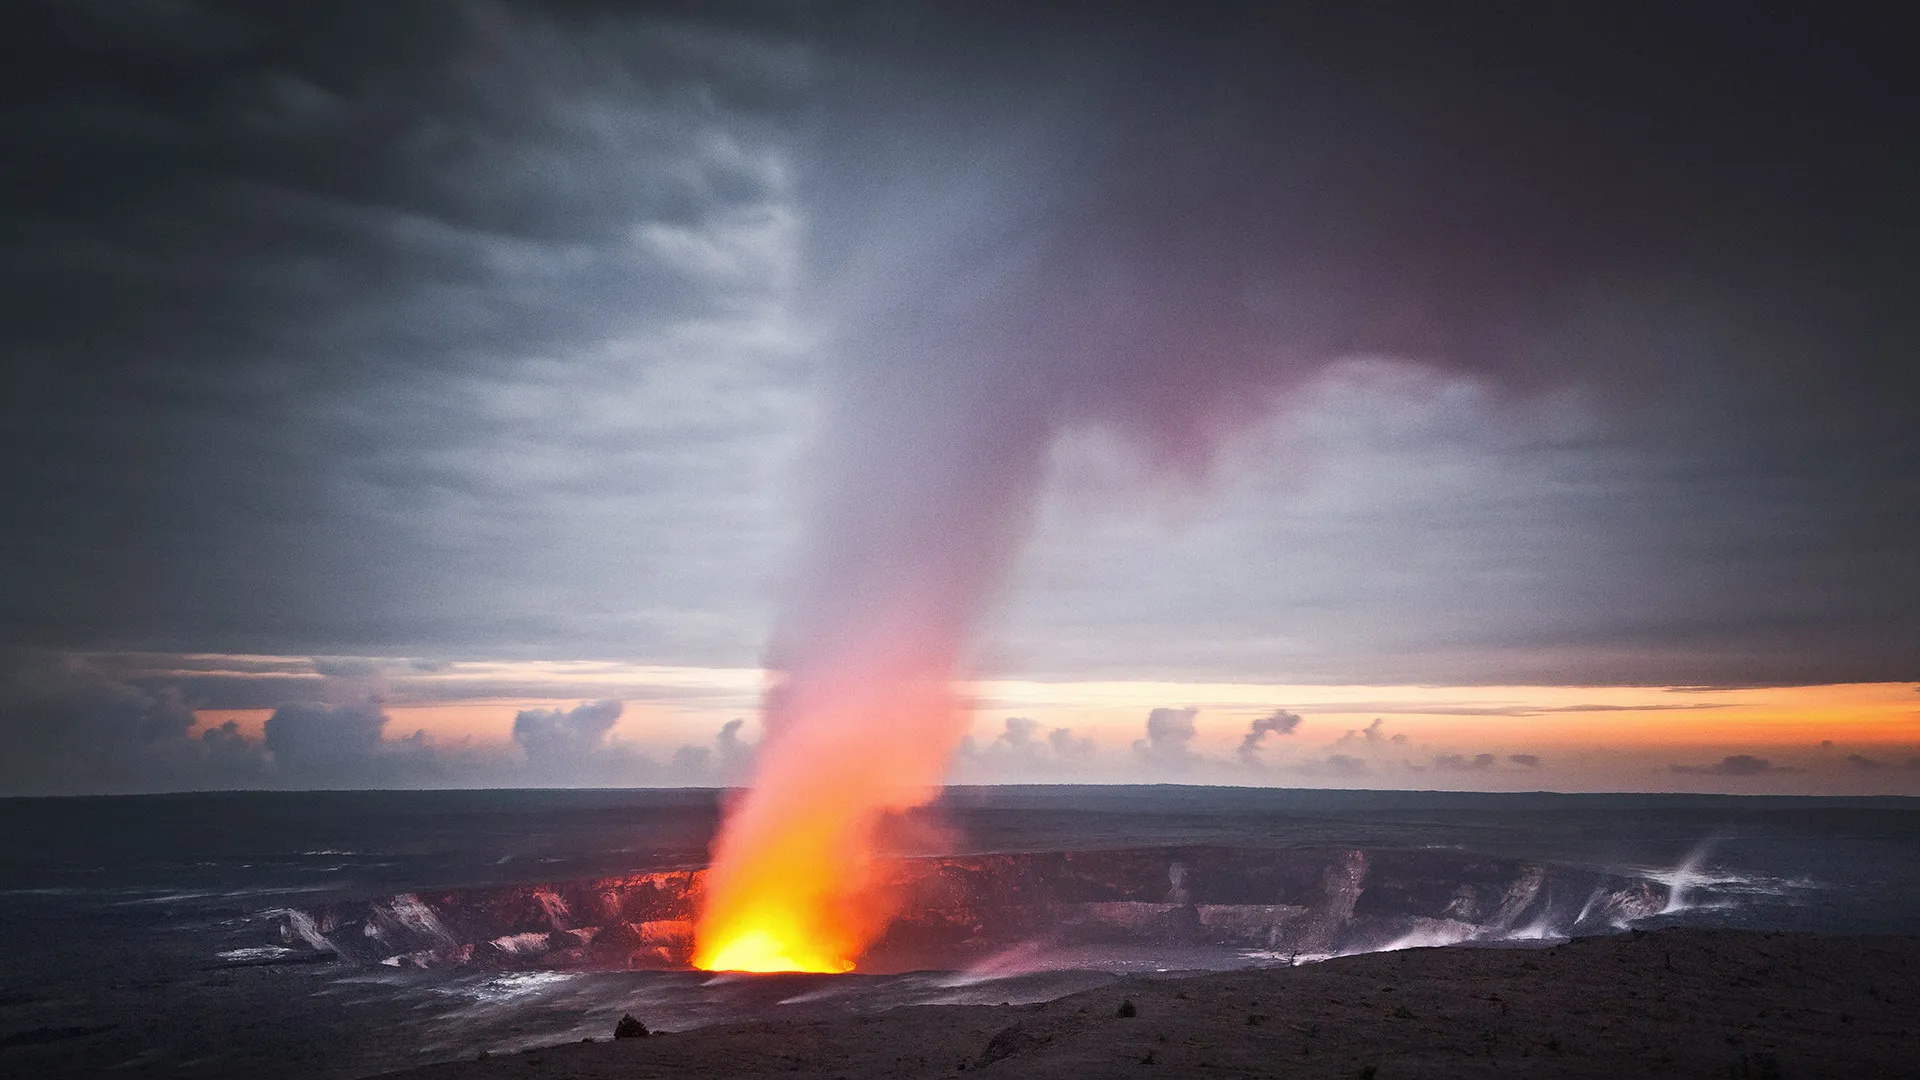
[
  {"x1": 1237, "y1": 708, "x2": 1303, "y2": 764},
  {"x1": 696, "y1": 9, "x2": 1887, "y2": 970}
]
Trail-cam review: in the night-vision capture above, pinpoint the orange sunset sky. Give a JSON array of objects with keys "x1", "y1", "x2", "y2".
[{"x1": 170, "y1": 653, "x2": 1920, "y2": 795}]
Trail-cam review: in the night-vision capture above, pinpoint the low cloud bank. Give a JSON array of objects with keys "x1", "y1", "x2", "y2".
[
  {"x1": 1670, "y1": 754, "x2": 1801, "y2": 777},
  {"x1": 954, "y1": 716, "x2": 1098, "y2": 780},
  {"x1": 3, "y1": 652, "x2": 1908, "y2": 794},
  {"x1": 1433, "y1": 752, "x2": 1498, "y2": 771},
  {"x1": 0, "y1": 651, "x2": 761, "y2": 794}
]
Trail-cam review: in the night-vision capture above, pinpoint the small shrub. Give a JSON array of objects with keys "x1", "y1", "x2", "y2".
[{"x1": 1117, "y1": 998, "x2": 1137, "y2": 1018}]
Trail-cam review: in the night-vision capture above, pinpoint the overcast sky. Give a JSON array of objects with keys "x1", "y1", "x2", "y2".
[{"x1": 2, "y1": 2, "x2": 1916, "y2": 794}]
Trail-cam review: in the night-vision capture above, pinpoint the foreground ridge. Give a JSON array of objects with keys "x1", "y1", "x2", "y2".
[{"x1": 382, "y1": 929, "x2": 1920, "y2": 1079}]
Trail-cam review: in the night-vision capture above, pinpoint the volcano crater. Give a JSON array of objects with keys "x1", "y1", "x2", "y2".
[{"x1": 279, "y1": 846, "x2": 1668, "y2": 974}]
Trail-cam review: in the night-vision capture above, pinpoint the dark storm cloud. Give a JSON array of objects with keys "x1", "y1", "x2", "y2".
[
  {"x1": 814, "y1": 4, "x2": 1919, "y2": 689},
  {"x1": 1670, "y1": 755, "x2": 1802, "y2": 777},
  {"x1": 1, "y1": 0, "x2": 1916, "y2": 739},
  {"x1": 2, "y1": 0, "x2": 808, "y2": 661}
]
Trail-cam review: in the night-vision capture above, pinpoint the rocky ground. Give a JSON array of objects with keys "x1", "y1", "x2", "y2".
[{"x1": 380, "y1": 929, "x2": 1920, "y2": 1079}]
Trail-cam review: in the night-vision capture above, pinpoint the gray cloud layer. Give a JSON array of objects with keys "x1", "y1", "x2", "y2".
[{"x1": 1, "y1": 0, "x2": 1915, "y2": 719}]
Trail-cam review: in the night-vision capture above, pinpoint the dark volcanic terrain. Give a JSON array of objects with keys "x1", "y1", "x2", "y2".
[
  {"x1": 381, "y1": 929, "x2": 1920, "y2": 1079},
  {"x1": 285, "y1": 846, "x2": 1667, "y2": 972},
  {"x1": 6, "y1": 788, "x2": 1916, "y2": 1078}
]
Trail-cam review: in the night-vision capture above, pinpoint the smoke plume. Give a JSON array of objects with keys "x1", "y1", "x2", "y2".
[
  {"x1": 693, "y1": 23, "x2": 1614, "y2": 971},
  {"x1": 1237, "y1": 708, "x2": 1303, "y2": 764}
]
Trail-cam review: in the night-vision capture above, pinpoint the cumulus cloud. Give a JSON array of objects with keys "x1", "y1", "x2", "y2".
[
  {"x1": 1132, "y1": 707, "x2": 1200, "y2": 772},
  {"x1": 265, "y1": 701, "x2": 392, "y2": 776},
  {"x1": 1048, "y1": 725, "x2": 1096, "y2": 761},
  {"x1": 670, "y1": 718, "x2": 758, "y2": 785},
  {"x1": 1669, "y1": 754, "x2": 1801, "y2": 776},
  {"x1": 510, "y1": 699, "x2": 651, "y2": 785},
  {"x1": 992, "y1": 716, "x2": 1046, "y2": 755},
  {"x1": 1846, "y1": 753, "x2": 1888, "y2": 770},
  {"x1": 1236, "y1": 708, "x2": 1302, "y2": 765},
  {"x1": 512, "y1": 700, "x2": 622, "y2": 764},
  {"x1": 956, "y1": 716, "x2": 1097, "y2": 779},
  {"x1": 715, "y1": 717, "x2": 755, "y2": 775},
  {"x1": 1432, "y1": 752, "x2": 1498, "y2": 771},
  {"x1": 1508, "y1": 753, "x2": 1543, "y2": 768},
  {"x1": 0, "y1": 651, "x2": 269, "y2": 794}
]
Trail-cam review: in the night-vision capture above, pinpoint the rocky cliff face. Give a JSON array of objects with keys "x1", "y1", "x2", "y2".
[{"x1": 279, "y1": 847, "x2": 1667, "y2": 972}]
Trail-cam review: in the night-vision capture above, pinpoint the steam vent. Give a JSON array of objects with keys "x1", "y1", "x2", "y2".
[{"x1": 280, "y1": 847, "x2": 1668, "y2": 973}]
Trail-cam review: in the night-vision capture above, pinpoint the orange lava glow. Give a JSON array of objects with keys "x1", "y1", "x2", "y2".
[
  {"x1": 697, "y1": 928, "x2": 853, "y2": 974},
  {"x1": 693, "y1": 642, "x2": 970, "y2": 974}
]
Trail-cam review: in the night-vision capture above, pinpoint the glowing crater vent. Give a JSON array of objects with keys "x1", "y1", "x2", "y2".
[{"x1": 696, "y1": 925, "x2": 853, "y2": 974}]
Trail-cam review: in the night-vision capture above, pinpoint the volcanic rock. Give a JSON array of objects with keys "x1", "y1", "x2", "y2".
[
  {"x1": 612, "y1": 1014, "x2": 648, "y2": 1040},
  {"x1": 281, "y1": 846, "x2": 1667, "y2": 973}
]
